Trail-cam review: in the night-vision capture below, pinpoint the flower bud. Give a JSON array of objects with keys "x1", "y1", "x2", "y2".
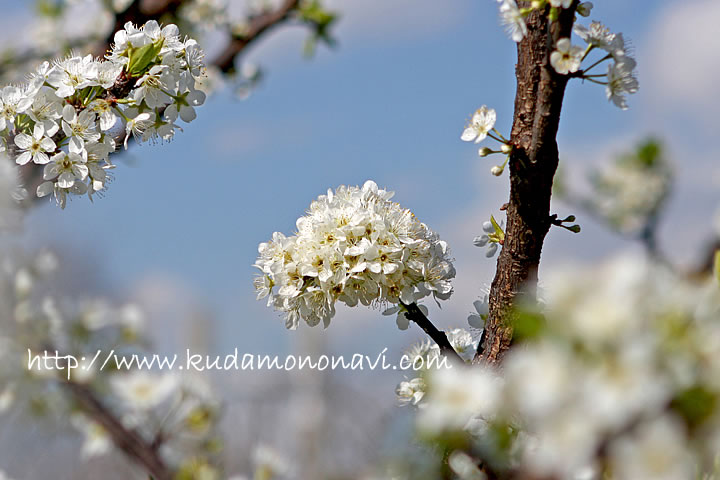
[
  {"x1": 491, "y1": 166, "x2": 504, "y2": 176},
  {"x1": 500, "y1": 144, "x2": 513, "y2": 154},
  {"x1": 577, "y1": 2, "x2": 593, "y2": 16},
  {"x1": 478, "y1": 147, "x2": 493, "y2": 157}
]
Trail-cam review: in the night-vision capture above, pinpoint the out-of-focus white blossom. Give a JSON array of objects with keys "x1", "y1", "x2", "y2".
[
  {"x1": 396, "y1": 377, "x2": 427, "y2": 407},
  {"x1": 180, "y1": 0, "x2": 229, "y2": 31},
  {"x1": 606, "y1": 60, "x2": 639, "y2": 110},
  {"x1": 448, "y1": 450, "x2": 485, "y2": 480},
  {"x1": 418, "y1": 254, "x2": 720, "y2": 479},
  {"x1": 498, "y1": 0, "x2": 527, "y2": 43},
  {"x1": 418, "y1": 365, "x2": 502, "y2": 434},
  {"x1": 588, "y1": 140, "x2": 670, "y2": 234},
  {"x1": 253, "y1": 444, "x2": 291, "y2": 479},
  {"x1": 254, "y1": 180, "x2": 455, "y2": 329},
  {"x1": 0, "y1": 155, "x2": 26, "y2": 230},
  {"x1": 72, "y1": 414, "x2": 112, "y2": 459},
  {"x1": 111, "y1": 371, "x2": 179, "y2": 411}
]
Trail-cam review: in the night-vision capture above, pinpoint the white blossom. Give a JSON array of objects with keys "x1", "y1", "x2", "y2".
[
  {"x1": 0, "y1": 86, "x2": 32, "y2": 132},
  {"x1": 461, "y1": 106, "x2": 496, "y2": 144},
  {"x1": 41, "y1": 138, "x2": 88, "y2": 190},
  {"x1": 550, "y1": 38, "x2": 583, "y2": 75},
  {"x1": 606, "y1": 60, "x2": 639, "y2": 110},
  {"x1": 396, "y1": 377, "x2": 426, "y2": 406},
  {"x1": 47, "y1": 54, "x2": 99, "y2": 98},
  {"x1": 0, "y1": 21, "x2": 206, "y2": 206},
  {"x1": 110, "y1": 371, "x2": 179, "y2": 410},
  {"x1": 71, "y1": 414, "x2": 112, "y2": 459},
  {"x1": 13, "y1": 124, "x2": 56, "y2": 165},
  {"x1": 255, "y1": 181, "x2": 455, "y2": 329},
  {"x1": 61, "y1": 104, "x2": 100, "y2": 146},
  {"x1": 574, "y1": 21, "x2": 616, "y2": 50},
  {"x1": 549, "y1": 0, "x2": 572, "y2": 8},
  {"x1": 418, "y1": 365, "x2": 502, "y2": 434}
]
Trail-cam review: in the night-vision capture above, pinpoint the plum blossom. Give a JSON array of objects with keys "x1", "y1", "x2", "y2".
[
  {"x1": 0, "y1": 21, "x2": 206, "y2": 207},
  {"x1": 13, "y1": 124, "x2": 56, "y2": 165},
  {"x1": 550, "y1": 38, "x2": 583, "y2": 75},
  {"x1": 461, "y1": 106, "x2": 497, "y2": 144},
  {"x1": 607, "y1": 61, "x2": 639, "y2": 110},
  {"x1": 255, "y1": 181, "x2": 455, "y2": 329}
]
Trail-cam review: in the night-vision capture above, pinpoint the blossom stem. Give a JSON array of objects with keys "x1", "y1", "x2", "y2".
[
  {"x1": 487, "y1": 132, "x2": 507, "y2": 144},
  {"x1": 583, "y1": 77, "x2": 608, "y2": 85},
  {"x1": 582, "y1": 53, "x2": 612, "y2": 74},
  {"x1": 491, "y1": 128, "x2": 509, "y2": 142},
  {"x1": 400, "y1": 302, "x2": 463, "y2": 362}
]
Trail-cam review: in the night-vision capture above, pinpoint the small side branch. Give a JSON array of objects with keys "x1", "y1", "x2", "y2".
[
  {"x1": 62, "y1": 380, "x2": 173, "y2": 480},
  {"x1": 213, "y1": 0, "x2": 302, "y2": 72},
  {"x1": 400, "y1": 302, "x2": 463, "y2": 362}
]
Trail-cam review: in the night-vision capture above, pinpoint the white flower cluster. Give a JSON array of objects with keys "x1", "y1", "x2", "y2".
[
  {"x1": 418, "y1": 255, "x2": 720, "y2": 479},
  {"x1": 572, "y1": 21, "x2": 639, "y2": 109},
  {"x1": 254, "y1": 180, "x2": 455, "y2": 330},
  {"x1": 0, "y1": 20, "x2": 205, "y2": 207}
]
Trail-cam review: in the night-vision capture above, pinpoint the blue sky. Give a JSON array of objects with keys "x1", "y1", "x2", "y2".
[{"x1": 4, "y1": 0, "x2": 719, "y2": 360}]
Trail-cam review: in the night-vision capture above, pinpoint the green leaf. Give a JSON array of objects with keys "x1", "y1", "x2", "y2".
[
  {"x1": 671, "y1": 385, "x2": 717, "y2": 430},
  {"x1": 489, "y1": 215, "x2": 505, "y2": 242},
  {"x1": 512, "y1": 311, "x2": 546, "y2": 341},
  {"x1": 299, "y1": 0, "x2": 338, "y2": 56},
  {"x1": 126, "y1": 40, "x2": 163, "y2": 76}
]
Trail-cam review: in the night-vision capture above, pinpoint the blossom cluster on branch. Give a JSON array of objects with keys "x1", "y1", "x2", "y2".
[
  {"x1": 254, "y1": 180, "x2": 455, "y2": 329},
  {"x1": 0, "y1": 247, "x2": 221, "y2": 477},
  {"x1": 416, "y1": 256, "x2": 720, "y2": 480},
  {"x1": 0, "y1": 20, "x2": 206, "y2": 207}
]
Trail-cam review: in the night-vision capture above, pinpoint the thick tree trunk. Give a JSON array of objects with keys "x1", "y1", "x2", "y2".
[{"x1": 475, "y1": 3, "x2": 577, "y2": 364}]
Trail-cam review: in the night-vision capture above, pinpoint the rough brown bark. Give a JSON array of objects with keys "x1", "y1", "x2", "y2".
[{"x1": 475, "y1": 3, "x2": 577, "y2": 365}]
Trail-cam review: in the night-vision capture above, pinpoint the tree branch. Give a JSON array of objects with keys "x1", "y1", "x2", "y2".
[
  {"x1": 62, "y1": 380, "x2": 173, "y2": 480},
  {"x1": 400, "y1": 302, "x2": 463, "y2": 362},
  {"x1": 213, "y1": 0, "x2": 302, "y2": 73},
  {"x1": 475, "y1": 3, "x2": 577, "y2": 365}
]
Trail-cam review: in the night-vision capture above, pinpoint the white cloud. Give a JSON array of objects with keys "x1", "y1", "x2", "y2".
[{"x1": 644, "y1": 0, "x2": 720, "y2": 126}]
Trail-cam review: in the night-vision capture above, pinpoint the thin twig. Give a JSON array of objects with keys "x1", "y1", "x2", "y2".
[
  {"x1": 62, "y1": 380, "x2": 173, "y2": 480},
  {"x1": 213, "y1": 0, "x2": 302, "y2": 72},
  {"x1": 400, "y1": 302, "x2": 463, "y2": 362}
]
